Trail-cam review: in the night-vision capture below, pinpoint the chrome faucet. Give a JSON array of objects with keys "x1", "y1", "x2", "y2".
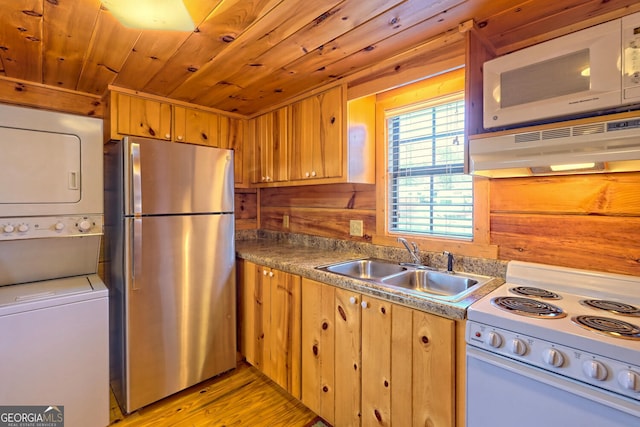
[{"x1": 397, "y1": 237, "x2": 421, "y2": 264}]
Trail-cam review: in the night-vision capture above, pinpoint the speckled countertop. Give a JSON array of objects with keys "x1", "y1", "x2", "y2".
[{"x1": 235, "y1": 231, "x2": 506, "y2": 320}]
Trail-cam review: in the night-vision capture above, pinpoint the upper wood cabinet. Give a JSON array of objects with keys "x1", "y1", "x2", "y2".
[
  {"x1": 290, "y1": 86, "x2": 343, "y2": 181},
  {"x1": 219, "y1": 115, "x2": 246, "y2": 186},
  {"x1": 239, "y1": 260, "x2": 302, "y2": 398},
  {"x1": 110, "y1": 92, "x2": 172, "y2": 140},
  {"x1": 249, "y1": 85, "x2": 375, "y2": 187},
  {"x1": 173, "y1": 106, "x2": 220, "y2": 146},
  {"x1": 251, "y1": 106, "x2": 289, "y2": 185}
]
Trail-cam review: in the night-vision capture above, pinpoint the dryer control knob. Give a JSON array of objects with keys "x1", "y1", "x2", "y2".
[
  {"x1": 3, "y1": 224, "x2": 15, "y2": 233},
  {"x1": 78, "y1": 220, "x2": 92, "y2": 232}
]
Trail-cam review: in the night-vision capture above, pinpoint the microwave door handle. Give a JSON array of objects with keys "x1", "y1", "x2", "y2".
[{"x1": 130, "y1": 142, "x2": 142, "y2": 215}]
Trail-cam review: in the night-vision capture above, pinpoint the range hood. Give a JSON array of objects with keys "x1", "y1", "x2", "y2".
[{"x1": 469, "y1": 116, "x2": 640, "y2": 178}]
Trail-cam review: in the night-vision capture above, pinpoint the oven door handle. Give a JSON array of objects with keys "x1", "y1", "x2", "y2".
[{"x1": 467, "y1": 346, "x2": 640, "y2": 417}]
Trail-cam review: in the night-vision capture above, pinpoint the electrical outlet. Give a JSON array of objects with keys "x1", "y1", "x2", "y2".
[
  {"x1": 349, "y1": 219, "x2": 363, "y2": 237},
  {"x1": 283, "y1": 214, "x2": 290, "y2": 229}
]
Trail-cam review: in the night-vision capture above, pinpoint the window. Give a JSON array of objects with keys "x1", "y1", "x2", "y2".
[{"x1": 386, "y1": 94, "x2": 473, "y2": 239}]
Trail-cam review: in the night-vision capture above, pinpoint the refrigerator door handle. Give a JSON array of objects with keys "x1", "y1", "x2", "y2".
[
  {"x1": 131, "y1": 218, "x2": 142, "y2": 290},
  {"x1": 130, "y1": 142, "x2": 142, "y2": 215}
]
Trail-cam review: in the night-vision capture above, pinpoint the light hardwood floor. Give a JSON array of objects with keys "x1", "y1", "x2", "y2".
[{"x1": 109, "y1": 361, "x2": 318, "y2": 426}]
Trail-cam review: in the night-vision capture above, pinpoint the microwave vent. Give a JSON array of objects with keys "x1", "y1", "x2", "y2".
[
  {"x1": 541, "y1": 128, "x2": 571, "y2": 140},
  {"x1": 470, "y1": 115, "x2": 640, "y2": 177},
  {"x1": 573, "y1": 123, "x2": 606, "y2": 136},
  {"x1": 515, "y1": 132, "x2": 541, "y2": 143}
]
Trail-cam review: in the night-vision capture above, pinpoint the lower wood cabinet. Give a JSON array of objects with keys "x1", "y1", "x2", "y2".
[
  {"x1": 301, "y1": 277, "x2": 456, "y2": 427},
  {"x1": 239, "y1": 260, "x2": 302, "y2": 398}
]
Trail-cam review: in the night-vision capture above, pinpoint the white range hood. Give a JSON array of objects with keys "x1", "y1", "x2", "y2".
[{"x1": 469, "y1": 116, "x2": 640, "y2": 178}]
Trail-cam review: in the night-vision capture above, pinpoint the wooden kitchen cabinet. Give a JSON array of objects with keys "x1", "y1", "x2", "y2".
[
  {"x1": 239, "y1": 261, "x2": 302, "y2": 398},
  {"x1": 110, "y1": 92, "x2": 172, "y2": 140},
  {"x1": 301, "y1": 277, "x2": 456, "y2": 427},
  {"x1": 290, "y1": 86, "x2": 343, "y2": 181},
  {"x1": 173, "y1": 106, "x2": 220, "y2": 146},
  {"x1": 251, "y1": 106, "x2": 289, "y2": 185},
  {"x1": 219, "y1": 115, "x2": 246, "y2": 185}
]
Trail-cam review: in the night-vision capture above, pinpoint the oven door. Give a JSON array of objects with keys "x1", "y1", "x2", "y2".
[{"x1": 466, "y1": 346, "x2": 640, "y2": 427}]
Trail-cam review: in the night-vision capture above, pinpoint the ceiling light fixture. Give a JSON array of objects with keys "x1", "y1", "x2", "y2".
[{"x1": 101, "y1": 0, "x2": 195, "y2": 31}]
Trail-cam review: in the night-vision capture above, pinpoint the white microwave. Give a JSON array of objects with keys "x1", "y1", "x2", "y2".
[{"x1": 483, "y1": 11, "x2": 640, "y2": 129}]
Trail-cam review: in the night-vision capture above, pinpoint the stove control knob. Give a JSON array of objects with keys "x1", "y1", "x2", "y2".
[
  {"x1": 583, "y1": 360, "x2": 608, "y2": 381},
  {"x1": 617, "y1": 370, "x2": 640, "y2": 392},
  {"x1": 17, "y1": 224, "x2": 29, "y2": 233},
  {"x1": 509, "y1": 338, "x2": 527, "y2": 356},
  {"x1": 485, "y1": 331, "x2": 503, "y2": 348},
  {"x1": 543, "y1": 348, "x2": 565, "y2": 368},
  {"x1": 3, "y1": 224, "x2": 14, "y2": 233},
  {"x1": 55, "y1": 222, "x2": 65, "y2": 231}
]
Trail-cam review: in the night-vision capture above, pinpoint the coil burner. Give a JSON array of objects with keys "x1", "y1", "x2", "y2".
[
  {"x1": 579, "y1": 300, "x2": 640, "y2": 317},
  {"x1": 491, "y1": 296, "x2": 567, "y2": 319},
  {"x1": 571, "y1": 315, "x2": 640, "y2": 340},
  {"x1": 509, "y1": 286, "x2": 561, "y2": 300}
]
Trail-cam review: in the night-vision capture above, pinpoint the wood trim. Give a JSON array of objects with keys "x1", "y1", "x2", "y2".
[{"x1": 0, "y1": 76, "x2": 103, "y2": 117}]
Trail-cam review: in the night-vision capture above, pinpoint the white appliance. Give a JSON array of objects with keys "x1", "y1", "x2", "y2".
[
  {"x1": 466, "y1": 261, "x2": 640, "y2": 427},
  {"x1": 483, "y1": 11, "x2": 640, "y2": 129},
  {"x1": 469, "y1": 114, "x2": 640, "y2": 177},
  {"x1": 0, "y1": 104, "x2": 109, "y2": 427}
]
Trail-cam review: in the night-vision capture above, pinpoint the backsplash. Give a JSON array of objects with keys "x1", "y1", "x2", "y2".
[{"x1": 236, "y1": 229, "x2": 508, "y2": 279}]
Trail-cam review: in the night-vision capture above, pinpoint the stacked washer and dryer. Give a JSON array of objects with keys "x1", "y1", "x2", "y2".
[{"x1": 0, "y1": 105, "x2": 109, "y2": 426}]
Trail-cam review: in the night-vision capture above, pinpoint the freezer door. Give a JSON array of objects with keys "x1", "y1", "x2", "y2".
[
  {"x1": 123, "y1": 214, "x2": 236, "y2": 412},
  {"x1": 123, "y1": 137, "x2": 234, "y2": 215}
]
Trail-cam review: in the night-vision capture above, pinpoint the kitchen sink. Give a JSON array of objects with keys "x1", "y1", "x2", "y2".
[
  {"x1": 319, "y1": 258, "x2": 407, "y2": 280},
  {"x1": 380, "y1": 269, "x2": 482, "y2": 300},
  {"x1": 316, "y1": 258, "x2": 492, "y2": 302}
]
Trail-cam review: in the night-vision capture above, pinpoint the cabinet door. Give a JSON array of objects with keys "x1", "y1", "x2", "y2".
[
  {"x1": 267, "y1": 268, "x2": 302, "y2": 398},
  {"x1": 240, "y1": 261, "x2": 269, "y2": 370},
  {"x1": 412, "y1": 310, "x2": 455, "y2": 427},
  {"x1": 252, "y1": 107, "x2": 289, "y2": 184},
  {"x1": 290, "y1": 86, "x2": 343, "y2": 181},
  {"x1": 334, "y1": 288, "x2": 362, "y2": 427},
  {"x1": 174, "y1": 106, "x2": 219, "y2": 146},
  {"x1": 301, "y1": 278, "x2": 336, "y2": 424},
  {"x1": 220, "y1": 116, "x2": 245, "y2": 185},
  {"x1": 114, "y1": 92, "x2": 172, "y2": 140}
]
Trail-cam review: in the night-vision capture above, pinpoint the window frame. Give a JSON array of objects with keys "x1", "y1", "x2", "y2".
[{"x1": 372, "y1": 68, "x2": 494, "y2": 258}]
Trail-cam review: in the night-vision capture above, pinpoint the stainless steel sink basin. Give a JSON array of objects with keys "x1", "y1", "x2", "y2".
[
  {"x1": 316, "y1": 258, "x2": 493, "y2": 302},
  {"x1": 319, "y1": 258, "x2": 407, "y2": 279},
  {"x1": 380, "y1": 269, "x2": 482, "y2": 299}
]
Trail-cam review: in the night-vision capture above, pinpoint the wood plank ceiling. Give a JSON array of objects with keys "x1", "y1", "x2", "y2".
[{"x1": 0, "y1": 0, "x2": 639, "y2": 116}]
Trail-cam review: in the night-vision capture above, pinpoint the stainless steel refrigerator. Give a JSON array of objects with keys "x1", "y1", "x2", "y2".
[{"x1": 104, "y1": 137, "x2": 236, "y2": 413}]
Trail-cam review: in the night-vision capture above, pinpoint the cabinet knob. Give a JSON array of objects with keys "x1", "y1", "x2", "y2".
[
  {"x1": 164, "y1": 133, "x2": 171, "y2": 139},
  {"x1": 305, "y1": 172, "x2": 310, "y2": 178},
  {"x1": 311, "y1": 171, "x2": 317, "y2": 177},
  {"x1": 361, "y1": 301, "x2": 369, "y2": 309},
  {"x1": 177, "y1": 135, "x2": 183, "y2": 141},
  {"x1": 266, "y1": 176, "x2": 271, "y2": 182},
  {"x1": 269, "y1": 271, "x2": 274, "y2": 277},
  {"x1": 349, "y1": 296, "x2": 357, "y2": 305},
  {"x1": 263, "y1": 270, "x2": 268, "y2": 276}
]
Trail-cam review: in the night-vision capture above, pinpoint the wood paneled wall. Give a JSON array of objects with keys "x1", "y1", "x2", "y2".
[
  {"x1": 260, "y1": 184, "x2": 376, "y2": 242},
  {"x1": 257, "y1": 172, "x2": 640, "y2": 276}
]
